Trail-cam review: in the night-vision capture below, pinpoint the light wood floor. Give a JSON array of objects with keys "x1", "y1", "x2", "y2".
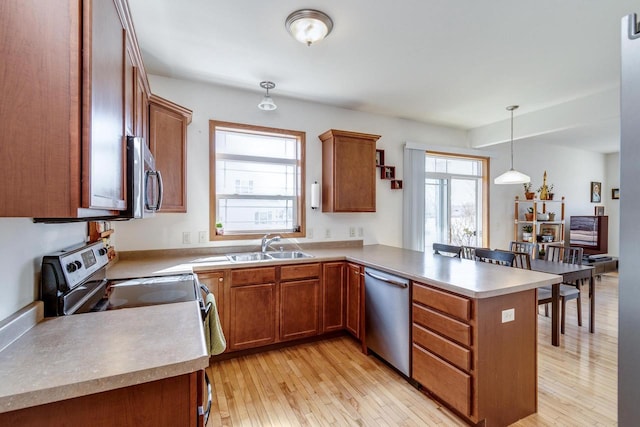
[{"x1": 206, "y1": 274, "x2": 618, "y2": 426}]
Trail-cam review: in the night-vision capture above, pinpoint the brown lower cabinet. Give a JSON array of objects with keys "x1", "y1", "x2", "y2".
[
  {"x1": 0, "y1": 371, "x2": 205, "y2": 427},
  {"x1": 411, "y1": 281, "x2": 537, "y2": 426},
  {"x1": 322, "y1": 262, "x2": 346, "y2": 332},
  {"x1": 210, "y1": 262, "x2": 352, "y2": 353},
  {"x1": 345, "y1": 263, "x2": 363, "y2": 340}
]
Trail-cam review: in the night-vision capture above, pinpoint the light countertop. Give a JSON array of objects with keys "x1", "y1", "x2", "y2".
[
  {"x1": 108, "y1": 244, "x2": 561, "y2": 299},
  {"x1": 0, "y1": 301, "x2": 208, "y2": 414}
]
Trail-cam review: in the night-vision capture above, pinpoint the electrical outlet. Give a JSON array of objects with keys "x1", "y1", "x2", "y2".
[
  {"x1": 182, "y1": 231, "x2": 191, "y2": 245},
  {"x1": 307, "y1": 228, "x2": 314, "y2": 239},
  {"x1": 358, "y1": 227, "x2": 364, "y2": 237},
  {"x1": 325, "y1": 228, "x2": 331, "y2": 238},
  {"x1": 198, "y1": 230, "x2": 208, "y2": 243},
  {"x1": 501, "y1": 308, "x2": 515, "y2": 323},
  {"x1": 349, "y1": 226, "x2": 356, "y2": 238}
]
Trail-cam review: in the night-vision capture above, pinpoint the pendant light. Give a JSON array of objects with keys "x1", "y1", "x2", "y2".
[
  {"x1": 258, "y1": 81, "x2": 277, "y2": 111},
  {"x1": 494, "y1": 105, "x2": 530, "y2": 185}
]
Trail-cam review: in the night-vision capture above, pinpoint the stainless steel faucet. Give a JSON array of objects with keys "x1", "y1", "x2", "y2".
[{"x1": 261, "y1": 234, "x2": 281, "y2": 253}]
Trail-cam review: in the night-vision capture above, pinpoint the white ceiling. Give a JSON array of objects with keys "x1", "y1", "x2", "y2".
[{"x1": 128, "y1": 0, "x2": 638, "y2": 154}]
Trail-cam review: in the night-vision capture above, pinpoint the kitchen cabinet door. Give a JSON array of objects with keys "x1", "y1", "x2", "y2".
[
  {"x1": 82, "y1": 0, "x2": 127, "y2": 211},
  {"x1": 0, "y1": 0, "x2": 144, "y2": 218},
  {"x1": 279, "y1": 279, "x2": 320, "y2": 341},
  {"x1": 149, "y1": 95, "x2": 192, "y2": 213},
  {"x1": 229, "y1": 283, "x2": 277, "y2": 351},
  {"x1": 319, "y1": 129, "x2": 380, "y2": 212},
  {"x1": 346, "y1": 263, "x2": 363, "y2": 340},
  {"x1": 322, "y1": 262, "x2": 346, "y2": 332},
  {"x1": 197, "y1": 271, "x2": 227, "y2": 344}
]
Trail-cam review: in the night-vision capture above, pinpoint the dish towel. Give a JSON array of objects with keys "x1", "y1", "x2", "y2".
[{"x1": 204, "y1": 292, "x2": 226, "y2": 356}]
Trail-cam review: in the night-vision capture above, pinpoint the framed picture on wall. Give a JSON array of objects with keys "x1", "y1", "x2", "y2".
[
  {"x1": 590, "y1": 181, "x2": 602, "y2": 203},
  {"x1": 612, "y1": 188, "x2": 620, "y2": 199},
  {"x1": 595, "y1": 206, "x2": 605, "y2": 216}
]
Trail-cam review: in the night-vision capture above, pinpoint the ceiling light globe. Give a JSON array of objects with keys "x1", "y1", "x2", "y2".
[
  {"x1": 258, "y1": 95, "x2": 277, "y2": 111},
  {"x1": 286, "y1": 10, "x2": 333, "y2": 46}
]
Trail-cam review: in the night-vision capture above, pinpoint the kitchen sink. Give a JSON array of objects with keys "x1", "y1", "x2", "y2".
[
  {"x1": 225, "y1": 251, "x2": 314, "y2": 262},
  {"x1": 266, "y1": 251, "x2": 314, "y2": 259},
  {"x1": 226, "y1": 252, "x2": 272, "y2": 262}
]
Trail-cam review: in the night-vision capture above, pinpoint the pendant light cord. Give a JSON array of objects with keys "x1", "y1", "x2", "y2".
[{"x1": 510, "y1": 107, "x2": 514, "y2": 169}]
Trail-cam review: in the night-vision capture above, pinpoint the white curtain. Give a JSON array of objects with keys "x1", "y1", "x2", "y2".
[{"x1": 403, "y1": 146, "x2": 425, "y2": 251}]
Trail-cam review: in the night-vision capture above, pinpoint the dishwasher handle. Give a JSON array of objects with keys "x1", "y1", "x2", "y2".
[{"x1": 365, "y1": 271, "x2": 408, "y2": 288}]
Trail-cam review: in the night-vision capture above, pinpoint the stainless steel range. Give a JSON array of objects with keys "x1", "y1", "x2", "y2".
[{"x1": 40, "y1": 241, "x2": 210, "y2": 319}]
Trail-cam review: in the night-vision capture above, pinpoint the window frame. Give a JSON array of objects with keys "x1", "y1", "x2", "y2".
[
  {"x1": 209, "y1": 120, "x2": 306, "y2": 241},
  {"x1": 425, "y1": 150, "x2": 490, "y2": 248}
]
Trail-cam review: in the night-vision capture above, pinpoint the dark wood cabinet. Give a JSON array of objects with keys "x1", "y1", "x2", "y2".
[
  {"x1": 319, "y1": 129, "x2": 380, "y2": 212},
  {"x1": 322, "y1": 262, "x2": 346, "y2": 332},
  {"x1": 346, "y1": 263, "x2": 363, "y2": 340},
  {"x1": 149, "y1": 95, "x2": 192, "y2": 213},
  {"x1": 0, "y1": 0, "x2": 146, "y2": 218}
]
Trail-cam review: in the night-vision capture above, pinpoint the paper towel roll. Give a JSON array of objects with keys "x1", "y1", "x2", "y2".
[{"x1": 311, "y1": 182, "x2": 320, "y2": 209}]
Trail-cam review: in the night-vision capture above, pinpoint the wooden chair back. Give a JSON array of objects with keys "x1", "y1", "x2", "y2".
[
  {"x1": 433, "y1": 243, "x2": 461, "y2": 258},
  {"x1": 511, "y1": 251, "x2": 532, "y2": 270},
  {"x1": 474, "y1": 248, "x2": 515, "y2": 266},
  {"x1": 509, "y1": 241, "x2": 537, "y2": 259},
  {"x1": 545, "y1": 245, "x2": 584, "y2": 265},
  {"x1": 461, "y1": 246, "x2": 488, "y2": 260}
]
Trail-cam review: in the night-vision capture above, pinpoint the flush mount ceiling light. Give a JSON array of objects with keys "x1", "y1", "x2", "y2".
[
  {"x1": 285, "y1": 9, "x2": 333, "y2": 46},
  {"x1": 258, "y1": 81, "x2": 277, "y2": 111},
  {"x1": 494, "y1": 105, "x2": 531, "y2": 185}
]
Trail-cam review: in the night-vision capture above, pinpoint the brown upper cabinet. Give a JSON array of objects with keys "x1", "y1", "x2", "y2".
[
  {"x1": 318, "y1": 130, "x2": 380, "y2": 212},
  {"x1": 149, "y1": 95, "x2": 192, "y2": 213},
  {"x1": 0, "y1": 0, "x2": 147, "y2": 218}
]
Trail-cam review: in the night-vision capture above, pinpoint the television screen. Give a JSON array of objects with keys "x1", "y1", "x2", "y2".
[{"x1": 569, "y1": 216, "x2": 598, "y2": 247}]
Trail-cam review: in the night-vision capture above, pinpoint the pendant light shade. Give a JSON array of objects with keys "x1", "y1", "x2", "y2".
[
  {"x1": 494, "y1": 105, "x2": 530, "y2": 185},
  {"x1": 258, "y1": 81, "x2": 277, "y2": 111}
]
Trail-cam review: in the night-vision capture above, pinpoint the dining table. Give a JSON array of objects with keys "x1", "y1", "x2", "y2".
[{"x1": 530, "y1": 258, "x2": 595, "y2": 346}]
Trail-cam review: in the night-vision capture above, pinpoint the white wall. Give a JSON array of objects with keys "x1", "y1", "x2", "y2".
[
  {"x1": 0, "y1": 220, "x2": 86, "y2": 321},
  {"x1": 605, "y1": 153, "x2": 620, "y2": 256},
  {"x1": 113, "y1": 76, "x2": 468, "y2": 251},
  {"x1": 484, "y1": 140, "x2": 610, "y2": 251}
]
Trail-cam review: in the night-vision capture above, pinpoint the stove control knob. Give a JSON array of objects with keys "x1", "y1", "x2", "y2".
[
  {"x1": 74, "y1": 260, "x2": 83, "y2": 269},
  {"x1": 66, "y1": 262, "x2": 77, "y2": 273},
  {"x1": 98, "y1": 247, "x2": 108, "y2": 256}
]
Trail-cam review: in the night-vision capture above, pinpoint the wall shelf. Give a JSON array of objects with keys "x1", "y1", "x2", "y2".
[{"x1": 375, "y1": 149, "x2": 402, "y2": 190}]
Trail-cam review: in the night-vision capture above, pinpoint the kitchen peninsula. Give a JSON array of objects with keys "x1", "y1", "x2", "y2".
[
  {"x1": 108, "y1": 243, "x2": 560, "y2": 426},
  {"x1": 0, "y1": 244, "x2": 559, "y2": 426}
]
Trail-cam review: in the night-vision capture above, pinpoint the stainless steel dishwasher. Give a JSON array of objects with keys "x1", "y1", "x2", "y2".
[{"x1": 364, "y1": 267, "x2": 410, "y2": 376}]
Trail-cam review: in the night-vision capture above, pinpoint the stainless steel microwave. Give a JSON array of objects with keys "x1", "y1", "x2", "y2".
[{"x1": 121, "y1": 136, "x2": 163, "y2": 219}]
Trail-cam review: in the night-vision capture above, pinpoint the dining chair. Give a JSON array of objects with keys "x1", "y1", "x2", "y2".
[
  {"x1": 433, "y1": 243, "x2": 462, "y2": 257},
  {"x1": 510, "y1": 251, "x2": 532, "y2": 270},
  {"x1": 474, "y1": 248, "x2": 515, "y2": 266},
  {"x1": 461, "y1": 246, "x2": 488, "y2": 260},
  {"x1": 538, "y1": 245, "x2": 584, "y2": 333},
  {"x1": 509, "y1": 241, "x2": 537, "y2": 259}
]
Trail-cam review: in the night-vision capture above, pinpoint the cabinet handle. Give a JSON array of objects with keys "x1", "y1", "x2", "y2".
[
  {"x1": 198, "y1": 371, "x2": 212, "y2": 425},
  {"x1": 364, "y1": 271, "x2": 408, "y2": 288}
]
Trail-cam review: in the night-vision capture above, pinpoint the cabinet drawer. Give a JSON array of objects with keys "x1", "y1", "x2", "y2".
[
  {"x1": 231, "y1": 267, "x2": 276, "y2": 287},
  {"x1": 412, "y1": 303, "x2": 471, "y2": 346},
  {"x1": 412, "y1": 344, "x2": 471, "y2": 416},
  {"x1": 280, "y1": 263, "x2": 320, "y2": 281},
  {"x1": 413, "y1": 282, "x2": 471, "y2": 321},
  {"x1": 413, "y1": 323, "x2": 471, "y2": 372}
]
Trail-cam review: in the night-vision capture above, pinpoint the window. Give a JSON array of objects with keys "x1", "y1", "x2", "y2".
[
  {"x1": 425, "y1": 153, "x2": 488, "y2": 249},
  {"x1": 209, "y1": 121, "x2": 305, "y2": 240}
]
